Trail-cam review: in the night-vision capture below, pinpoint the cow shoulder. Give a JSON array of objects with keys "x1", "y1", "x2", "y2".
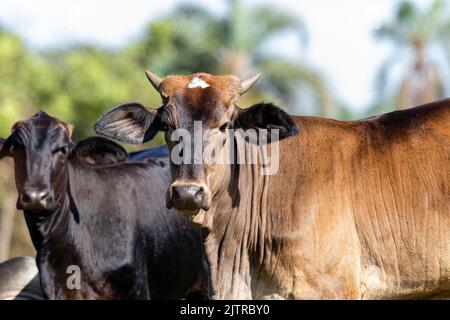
[{"x1": 71, "y1": 136, "x2": 129, "y2": 165}]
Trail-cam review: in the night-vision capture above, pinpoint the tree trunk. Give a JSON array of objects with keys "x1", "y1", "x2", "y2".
[{"x1": 398, "y1": 46, "x2": 443, "y2": 109}]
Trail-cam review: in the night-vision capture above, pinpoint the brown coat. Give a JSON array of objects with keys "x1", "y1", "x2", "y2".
[
  {"x1": 94, "y1": 72, "x2": 450, "y2": 299},
  {"x1": 191, "y1": 100, "x2": 450, "y2": 299}
]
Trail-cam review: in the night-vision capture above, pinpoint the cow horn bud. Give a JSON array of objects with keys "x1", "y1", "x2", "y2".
[
  {"x1": 240, "y1": 73, "x2": 261, "y2": 95},
  {"x1": 145, "y1": 70, "x2": 163, "y2": 91}
]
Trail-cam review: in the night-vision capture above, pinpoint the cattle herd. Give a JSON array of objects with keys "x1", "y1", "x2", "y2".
[{"x1": 0, "y1": 71, "x2": 449, "y2": 300}]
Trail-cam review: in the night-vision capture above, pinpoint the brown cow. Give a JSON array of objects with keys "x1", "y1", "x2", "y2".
[{"x1": 95, "y1": 71, "x2": 450, "y2": 299}]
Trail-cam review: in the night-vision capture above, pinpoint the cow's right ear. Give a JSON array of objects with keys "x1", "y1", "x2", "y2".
[
  {"x1": 0, "y1": 137, "x2": 10, "y2": 159},
  {"x1": 71, "y1": 137, "x2": 129, "y2": 165},
  {"x1": 94, "y1": 103, "x2": 162, "y2": 145},
  {"x1": 0, "y1": 138, "x2": 4, "y2": 157},
  {"x1": 233, "y1": 103, "x2": 299, "y2": 141}
]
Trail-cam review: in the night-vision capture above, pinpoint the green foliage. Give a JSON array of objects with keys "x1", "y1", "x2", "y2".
[
  {"x1": 373, "y1": 0, "x2": 450, "y2": 111},
  {"x1": 131, "y1": 1, "x2": 335, "y2": 116},
  {"x1": 0, "y1": 38, "x2": 164, "y2": 145},
  {"x1": 0, "y1": 1, "x2": 339, "y2": 143},
  {"x1": 0, "y1": 32, "x2": 34, "y2": 137}
]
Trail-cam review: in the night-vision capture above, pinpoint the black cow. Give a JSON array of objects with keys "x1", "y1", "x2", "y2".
[
  {"x1": 129, "y1": 145, "x2": 169, "y2": 161},
  {"x1": 0, "y1": 111, "x2": 209, "y2": 300}
]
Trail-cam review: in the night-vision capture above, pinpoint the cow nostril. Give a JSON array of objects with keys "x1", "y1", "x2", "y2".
[
  {"x1": 195, "y1": 186, "x2": 204, "y2": 199},
  {"x1": 22, "y1": 193, "x2": 31, "y2": 204},
  {"x1": 171, "y1": 186, "x2": 181, "y2": 202},
  {"x1": 39, "y1": 191, "x2": 50, "y2": 201}
]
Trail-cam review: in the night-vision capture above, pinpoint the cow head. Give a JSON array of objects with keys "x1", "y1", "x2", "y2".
[
  {"x1": 95, "y1": 71, "x2": 298, "y2": 214},
  {"x1": 0, "y1": 111, "x2": 128, "y2": 213}
]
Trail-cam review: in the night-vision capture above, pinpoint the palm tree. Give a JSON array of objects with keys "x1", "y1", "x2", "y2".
[
  {"x1": 374, "y1": 0, "x2": 450, "y2": 111},
  {"x1": 131, "y1": 0, "x2": 335, "y2": 116}
]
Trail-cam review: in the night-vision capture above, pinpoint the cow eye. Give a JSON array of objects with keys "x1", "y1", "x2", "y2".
[
  {"x1": 219, "y1": 122, "x2": 229, "y2": 132},
  {"x1": 160, "y1": 119, "x2": 174, "y2": 132},
  {"x1": 53, "y1": 146, "x2": 68, "y2": 156},
  {"x1": 160, "y1": 121, "x2": 169, "y2": 131},
  {"x1": 10, "y1": 141, "x2": 23, "y2": 153}
]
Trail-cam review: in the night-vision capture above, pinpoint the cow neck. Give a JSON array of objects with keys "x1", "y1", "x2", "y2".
[
  {"x1": 23, "y1": 195, "x2": 71, "y2": 253},
  {"x1": 64, "y1": 161, "x2": 97, "y2": 255},
  {"x1": 24, "y1": 162, "x2": 88, "y2": 263},
  {"x1": 192, "y1": 134, "x2": 272, "y2": 299},
  {"x1": 64, "y1": 161, "x2": 126, "y2": 272}
]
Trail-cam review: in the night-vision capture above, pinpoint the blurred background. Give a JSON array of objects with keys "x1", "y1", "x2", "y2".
[{"x1": 0, "y1": 0, "x2": 449, "y2": 259}]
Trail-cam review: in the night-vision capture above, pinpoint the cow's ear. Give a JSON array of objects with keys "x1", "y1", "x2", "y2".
[
  {"x1": 0, "y1": 137, "x2": 5, "y2": 158},
  {"x1": 71, "y1": 137, "x2": 128, "y2": 165},
  {"x1": 94, "y1": 103, "x2": 162, "y2": 144},
  {"x1": 0, "y1": 137, "x2": 11, "y2": 159},
  {"x1": 233, "y1": 103, "x2": 299, "y2": 141}
]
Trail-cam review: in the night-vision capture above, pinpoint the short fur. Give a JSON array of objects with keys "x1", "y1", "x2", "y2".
[
  {"x1": 95, "y1": 71, "x2": 450, "y2": 299},
  {"x1": 0, "y1": 112, "x2": 210, "y2": 300}
]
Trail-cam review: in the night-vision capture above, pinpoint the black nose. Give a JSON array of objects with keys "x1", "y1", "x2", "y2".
[
  {"x1": 21, "y1": 189, "x2": 53, "y2": 210},
  {"x1": 169, "y1": 184, "x2": 209, "y2": 211}
]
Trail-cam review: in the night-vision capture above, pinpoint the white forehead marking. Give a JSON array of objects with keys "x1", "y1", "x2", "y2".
[{"x1": 188, "y1": 76, "x2": 210, "y2": 89}]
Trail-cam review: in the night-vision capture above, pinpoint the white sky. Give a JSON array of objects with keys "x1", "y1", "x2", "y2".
[{"x1": 0, "y1": 0, "x2": 434, "y2": 112}]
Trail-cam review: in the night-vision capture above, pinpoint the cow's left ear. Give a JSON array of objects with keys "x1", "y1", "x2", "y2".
[
  {"x1": 0, "y1": 137, "x2": 5, "y2": 158},
  {"x1": 71, "y1": 137, "x2": 129, "y2": 165},
  {"x1": 94, "y1": 102, "x2": 162, "y2": 145},
  {"x1": 233, "y1": 103, "x2": 299, "y2": 141},
  {"x1": 0, "y1": 137, "x2": 11, "y2": 159}
]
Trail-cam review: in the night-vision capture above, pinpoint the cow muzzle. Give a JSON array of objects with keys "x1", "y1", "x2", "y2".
[
  {"x1": 166, "y1": 182, "x2": 211, "y2": 213},
  {"x1": 18, "y1": 188, "x2": 54, "y2": 211}
]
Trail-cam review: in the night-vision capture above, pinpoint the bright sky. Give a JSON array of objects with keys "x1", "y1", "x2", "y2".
[{"x1": 0, "y1": 0, "x2": 433, "y2": 112}]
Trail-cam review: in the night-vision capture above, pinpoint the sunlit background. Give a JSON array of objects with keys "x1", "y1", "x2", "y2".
[{"x1": 0, "y1": 0, "x2": 449, "y2": 259}]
